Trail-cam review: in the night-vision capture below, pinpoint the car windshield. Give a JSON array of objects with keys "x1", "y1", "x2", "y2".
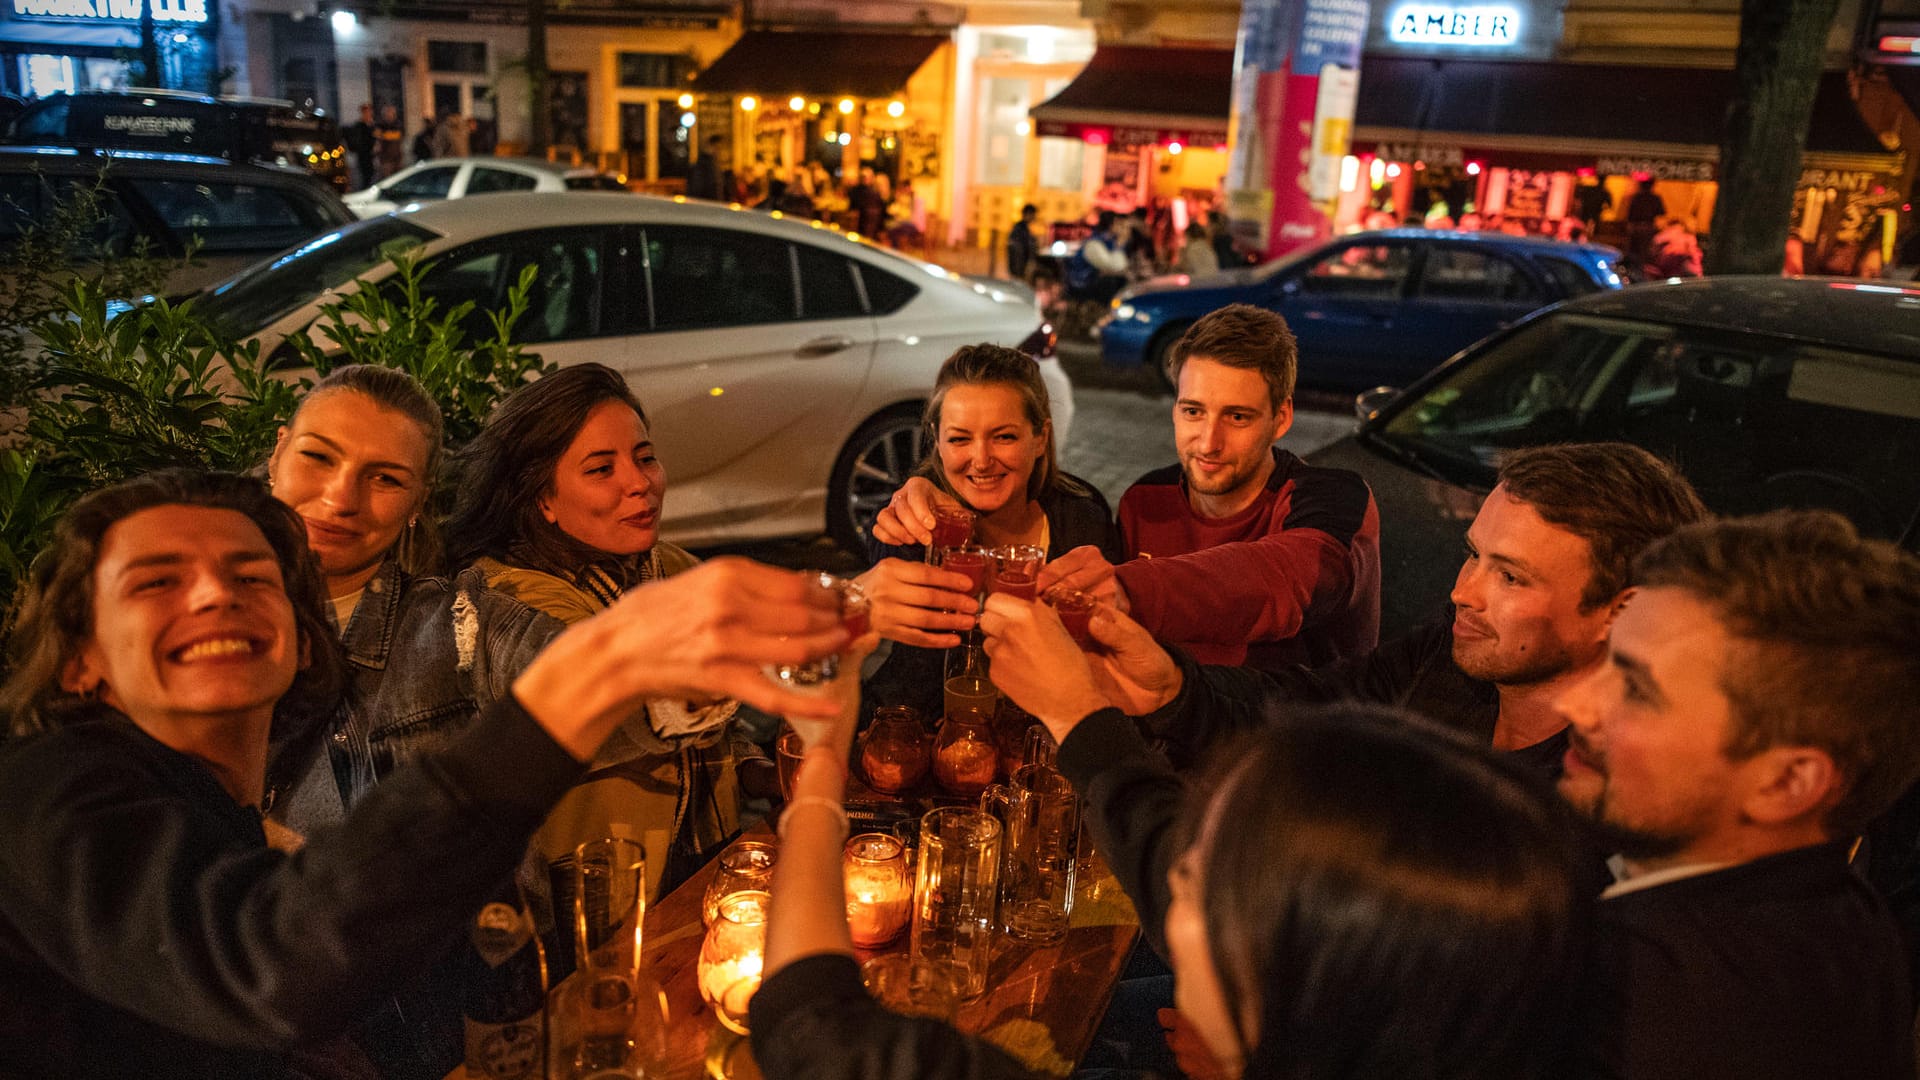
[
  {"x1": 196, "y1": 217, "x2": 437, "y2": 338},
  {"x1": 1372, "y1": 310, "x2": 1920, "y2": 538}
]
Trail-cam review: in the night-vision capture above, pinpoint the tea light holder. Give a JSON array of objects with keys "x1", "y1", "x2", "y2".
[
  {"x1": 697, "y1": 890, "x2": 770, "y2": 1035},
  {"x1": 843, "y1": 833, "x2": 913, "y2": 948}
]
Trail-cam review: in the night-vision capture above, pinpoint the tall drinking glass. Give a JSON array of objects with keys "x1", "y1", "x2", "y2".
[
  {"x1": 574, "y1": 838, "x2": 645, "y2": 977},
  {"x1": 774, "y1": 729, "x2": 805, "y2": 802},
  {"x1": 911, "y1": 807, "x2": 1002, "y2": 999},
  {"x1": 942, "y1": 643, "x2": 997, "y2": 725},
  {"x1": 544, "y1": 967, "x2": 668, "y2": 1080},
  {"x1": 999, "y1": 764, "x2": 1079, "y2": 945}
]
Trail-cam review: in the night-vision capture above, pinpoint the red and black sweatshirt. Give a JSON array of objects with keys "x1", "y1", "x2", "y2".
[{"x1": 1115, "y1": 447, "x2": 1381, "y2": 669}]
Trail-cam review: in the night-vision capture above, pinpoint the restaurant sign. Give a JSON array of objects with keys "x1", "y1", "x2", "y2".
[
  {"x1": 1594, "y1": 156, "x2": 1715, "y2": 182},
  {"x1": 12, "y1": 0, "x2": 208, "y2": 21},
  {"x1": 1387, "y1": 4, "x2": 1521, "y2": 47}
]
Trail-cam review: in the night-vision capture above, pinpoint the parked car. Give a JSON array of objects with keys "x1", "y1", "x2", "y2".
[
  {"x1": 344, "y1": 158, "x2": 629, "y2": 218},
  {"x1": 6, "y1": 89, "x2": 350, "y2": 191},
  {"x1": 1099, "y1": 229, "x2": 1623, "y2": 392},
  {"x1": 193, "y1": 192, "x2": 1069, "y2": 549},
  {"x1": 0, "y1": 145, "x2": 355, "y2": 296},
  {"x1": 1306, "y1": 276, "x2": 1920, "y2": 638}
]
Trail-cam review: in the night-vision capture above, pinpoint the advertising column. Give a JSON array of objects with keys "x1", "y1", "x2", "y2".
[{"x1": 1224, "y1": 0, "x2": 1367, "y2": 259}]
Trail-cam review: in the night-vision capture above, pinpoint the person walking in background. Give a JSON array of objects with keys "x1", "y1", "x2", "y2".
[
  {"x1": 343, "y1": 103, "x2": 376, "y2": 190},
  {"x1": 1625, "y1": 177, "x2": 1665, "y2": 267},
  {"x1": 1176, "y1": 222, "x2": 1219, "y2": 276},
  {"x1": 433, "y1": 112, "x2": 469, "y2": 159},
  {"x1": 410, "y1": 115, "x2": 437, "y2": 165},
  {"x1": 373, "y1": 104, "x2": 404, "y2": 181},
  {"x1": 1007, "y1": 203, "x2": 1038, "y2": 280}
]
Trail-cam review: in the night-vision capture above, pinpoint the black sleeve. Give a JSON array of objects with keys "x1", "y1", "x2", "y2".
[
  {"x1": 0, "y1": 696, "x2": 584, "y2": 1050},
  {"x1": 1043, "y1": 478, "x2": 1125, "y2": 566},
  {"x1": 750, "y1": 954, "x2": 1033, "y2": 1080},
  {"x1": 1138, "y1": 626, "x2": 1446, "y2": 771},
  {"x1": 1055, "y1": 708, "x2": 1187, "y2": 959}
]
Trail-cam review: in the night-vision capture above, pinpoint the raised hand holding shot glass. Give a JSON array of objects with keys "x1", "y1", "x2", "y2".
[{"x1": 764, "y1": 572, "x2": 871, "y2": 747}]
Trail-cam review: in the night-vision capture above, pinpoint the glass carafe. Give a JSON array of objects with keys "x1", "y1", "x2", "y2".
[{"x1": 859, "y1": 706, "x2": 932, "y2": 796}]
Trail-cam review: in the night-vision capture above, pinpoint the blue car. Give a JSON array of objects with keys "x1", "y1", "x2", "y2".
[{"x1": 1098, "y1": 229, "x2": 1623, "y2": 392}]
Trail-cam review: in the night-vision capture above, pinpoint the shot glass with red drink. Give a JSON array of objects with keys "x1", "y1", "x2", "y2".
[
  {"x1": 989, "y1": 544, "x2": 1044, "y2": 602},
  {"x1": 940, "y1": 545, "x2": 993, "y2": 600},
  {"x1": 1043, "y1": 586, "x2": 1096, "y2": 648},
  {"x1": 928, "y1": 504, "x2": 977, "y2": 564}
]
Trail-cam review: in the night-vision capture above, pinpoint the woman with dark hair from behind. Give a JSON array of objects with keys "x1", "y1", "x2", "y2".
[
  {"x1": 445, "y1": 362, "x2": 751, "y2": 899},
  {"x1": 857, "y1": 344, "x2": 1124, "y2": 718},
  {"x1": 752, "y1": 616, "x2": 1589, "y2": 1080},
  {"x1": 0, "y1": 468, "x2": 847, "y2": 1079}
]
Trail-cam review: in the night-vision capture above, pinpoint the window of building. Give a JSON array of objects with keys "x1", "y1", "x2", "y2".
[
  {"x1": 616, "y1": 52, "x2": 695, "y2": 89},
  {"x1": 427, "y1": 41, "x2": 488, "y2": 74}
]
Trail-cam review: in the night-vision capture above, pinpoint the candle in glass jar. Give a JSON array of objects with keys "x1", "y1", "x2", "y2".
[
  {"x1": 698, "y1": 891, "x2": 769, "y2": 1035},
  {"x1": 843, "y1": 834, "x2": 912, "y2": 947},
  {"x1": 698, "y1": 952, "x2": 763, "y2": 1028},
  {"x1": 934, "y1": 734, "x2": 999, "y2": 796}
]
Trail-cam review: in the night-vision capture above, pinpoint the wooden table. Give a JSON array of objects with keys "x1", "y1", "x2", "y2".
[{"x1": 643, "y1": 823, "x2": 1142, "y2": 1080}]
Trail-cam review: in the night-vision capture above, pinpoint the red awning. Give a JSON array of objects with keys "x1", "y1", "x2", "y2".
[{"x1": 1029, "y1": 46, "x2": 1233, "y2": 146}]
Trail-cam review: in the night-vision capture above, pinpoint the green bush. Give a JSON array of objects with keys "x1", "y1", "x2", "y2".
[{"x1": 0, "y1": 254, "x2": 547, "y2": 660}]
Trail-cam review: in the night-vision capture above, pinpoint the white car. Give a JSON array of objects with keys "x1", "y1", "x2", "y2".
[
  {"x1": 194, "y1": 192, "x2": 1071, "y2": 550},
  {"x1": 342, "y1": 157, "x2": 628, "y2": 219}
]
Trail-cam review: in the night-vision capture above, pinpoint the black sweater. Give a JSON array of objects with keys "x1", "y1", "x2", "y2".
[
  {"x1": 1140, "y1": 616, "x2": 1571, "y2": 780},
  {"x1": 749, "y1": 707, "x2": 1167, "y2": 1080},
  {"x1": 0, "y1": 697, "x2": 583, "y2": 1079}
]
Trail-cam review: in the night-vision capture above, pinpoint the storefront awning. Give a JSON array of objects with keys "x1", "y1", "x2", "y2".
[
  {"x1": 690, "y1": 30, "x2": 946, "y2": 100},
  {"x1": 0, "y1": 20, "x2": 137, "y2": 51},
  {"x1": 1029, "y1": 45, "x2": 1233, "y2": 146},
  {"x1": 1351, "y1": 60, "x2": 1897, "y2": 176}
]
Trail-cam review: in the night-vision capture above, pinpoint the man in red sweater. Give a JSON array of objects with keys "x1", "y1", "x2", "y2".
[{"x1": 1049, "y1": 304, "x2": 1380, "y2": 667}]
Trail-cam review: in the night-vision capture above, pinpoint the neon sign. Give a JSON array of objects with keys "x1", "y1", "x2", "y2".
[
  {"x1": 1388, "y1": 4, "x2": 1520, "y2": 47},
  {"x1": 12, "y1": 0, "x2": 208, "y2": 23}
]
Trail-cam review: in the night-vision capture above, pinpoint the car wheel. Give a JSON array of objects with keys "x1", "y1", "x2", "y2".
[
  {"x1": 1148, "y1": 322, "x2": 1193, "y2": 392},
  {"x1": 828, "y1": 406, "x2": 926, "y2": 553}
]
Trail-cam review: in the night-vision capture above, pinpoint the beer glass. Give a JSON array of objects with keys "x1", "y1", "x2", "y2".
[
  {"x1": 574, "y1": 838, "x2": 645, "y2": 976},
  {"x1": 544, "y1": 967, "x2": 668, "y2": 1080},
  {"x1": 998, "y1": 764, "x2": 1079, "y2": 945},
  {"x1": 942, "y1": 643, "x2": 997, "y2": 725},
  {"x1": 910, "y1": 807, "x2": 1002, "y2": 999}
]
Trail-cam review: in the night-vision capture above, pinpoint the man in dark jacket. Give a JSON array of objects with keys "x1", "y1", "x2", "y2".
[
  {"x1": 1115, "y1": 442, "x2": 1707, "y2": 777},
  {"x1": 686, "y1": 135, "x2": 724, "y2": 200},
  {"x1": 1557, "y1": 512, "x2": 1920, "y2": 1080},
  {"x1": 343, "y1": 103, "x2": 376, "y2": 190},
  {"x1": 1006, "y1": 203, "x2": 1038, "y2": 280}
]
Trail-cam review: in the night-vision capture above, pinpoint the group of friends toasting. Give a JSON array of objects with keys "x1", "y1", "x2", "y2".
[{"x1": 1, "y1": 301, "x2": 1917, "y2": 1080}]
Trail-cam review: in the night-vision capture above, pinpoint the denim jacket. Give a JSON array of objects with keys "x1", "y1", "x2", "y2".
[{"x1": 269, "y1": 559, "x2": 566, "y2": 830}]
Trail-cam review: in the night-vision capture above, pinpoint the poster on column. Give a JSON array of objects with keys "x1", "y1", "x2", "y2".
[{"x1": 1226, "y1": 0, "x2": 1367, "y2": 259}]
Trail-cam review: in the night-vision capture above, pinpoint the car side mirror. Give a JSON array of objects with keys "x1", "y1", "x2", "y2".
[{"x1": 1354, "y1": 385, "x2": 1400, "y2": 426}]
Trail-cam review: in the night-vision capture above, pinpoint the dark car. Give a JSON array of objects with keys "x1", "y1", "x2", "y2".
[
  {"x1": 0, "y1": 145, "x2": 355, "y2": 295},
  {"x1": 7, "y1": 90, "x2": 350, "y2": 192},
  {"x1": 1307, "y1": 276, "x2": 1920, "y2": 638},
  {"x1": 1098, "y1": 229, "x2": 1623, "y2": 391}
]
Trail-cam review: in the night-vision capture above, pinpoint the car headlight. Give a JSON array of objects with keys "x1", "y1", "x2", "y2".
[{"x1": 1114, "y1": 303, "x2": 1136, "y2": 321}]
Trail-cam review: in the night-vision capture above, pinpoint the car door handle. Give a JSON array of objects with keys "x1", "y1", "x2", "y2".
[{"x1": 796, "y1": 335, "x2": 855, "y2": 358}]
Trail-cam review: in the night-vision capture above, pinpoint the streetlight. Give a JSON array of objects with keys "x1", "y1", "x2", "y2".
[
  {"x1": 837, "y1": 98, "x2": 855, "y2": 115},
  {"x1": 886, "y1": 100, "x2": 905, "y2": 118},
  {"x1": 740, "y1": 95, "x2": 757, "y2": 112},
  {"x1": 677, "y1": 92, "x2": 693, "y2": 109},
  {"x1": 789, "y1": 96, "x2": 806, "y2": 111}
]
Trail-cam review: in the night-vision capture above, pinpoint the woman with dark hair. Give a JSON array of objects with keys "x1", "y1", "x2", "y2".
[
  {"x1": 858, "y1": 344, "x2": 1123, "y2": 715},
  {"x1": 445, "y1": 362, "x2": 747, "y2": 898},
  {"x1": 752, "y1": 607, "x2": 1589, "y2": 1080},
  {"x1": 0, "y1": 468, "x2": 846, "y2": 1079}
]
